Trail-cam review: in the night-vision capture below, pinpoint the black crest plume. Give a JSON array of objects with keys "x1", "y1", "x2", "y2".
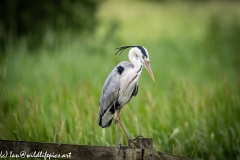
[
  {"x1": 115, "y1": 45, "x2": 148, "y2": 58},
  {"x1": 115, "y1": 46, "x2": 136, "y2": 55}
]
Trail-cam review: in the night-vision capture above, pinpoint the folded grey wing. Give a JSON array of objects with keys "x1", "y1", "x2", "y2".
[
  {"x1": 98, "y1": 61, "x2": 134, "y2": 127},
  {"x1": 98, "y1": 67, "x2": 121, "y2": 127}
]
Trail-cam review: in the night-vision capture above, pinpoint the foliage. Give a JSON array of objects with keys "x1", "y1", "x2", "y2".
[
  {"x1": 0, "y1": 1, "x2": 240, "y2": 160},
  {"x1": 0, "y1": 0, "x2": 101, "y2": 51}
]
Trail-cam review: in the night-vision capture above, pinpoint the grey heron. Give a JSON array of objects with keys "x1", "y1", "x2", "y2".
[{"x1": 98, "y1": 46, "x2": 155, "y2": 147}]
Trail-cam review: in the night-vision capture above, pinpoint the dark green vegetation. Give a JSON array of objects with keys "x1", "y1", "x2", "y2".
[
  {"x1": 0, "y1": 1, "x2": 240, "y2": 160},
  {"x1": 0, "y1": 0, "x2": 100, "y2": 50}
]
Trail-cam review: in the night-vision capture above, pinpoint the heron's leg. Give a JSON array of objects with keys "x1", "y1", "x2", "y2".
[
  {"x1": 114, "y1": 111, "x2": 121, "y2": 148},
  {"x1": 116, "y1": 112, "x2": 144, "y2": 147},
  {"x1": 119, "y1": 122, "x2": 144, "y2": 147},
  {"x1": 114, "y1": 110, "x2": 132, "y2": 146},
  {"x1": 115, "y1": 111, "x2": 143, "y2": 147},
  {"x1": 117, "y1": 120, "x2": 132, "y2": 147}
]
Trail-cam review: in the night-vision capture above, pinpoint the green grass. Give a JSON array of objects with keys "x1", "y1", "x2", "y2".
[{"x1": 0, "y1": 1, "x2": 240, "y2": 160}]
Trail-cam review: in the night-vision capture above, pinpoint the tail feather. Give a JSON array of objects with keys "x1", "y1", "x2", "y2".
[
  {"x1": 98, "y1": 105, "x2": 115, "y2": 128},
  {"x1": 99, "y1": 117, "x2": 113, "y2": 128}
]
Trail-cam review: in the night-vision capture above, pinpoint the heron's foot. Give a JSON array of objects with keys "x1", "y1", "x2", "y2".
[
  {"x1": 117, "y1": 143, "x2": 122, "y2": 155},
  {"x1": 128, "y1": 135, "x2": 144, "y2": 148},
  {"x1": 118, "y1": 143, "x2": 122, "y2": 149}
]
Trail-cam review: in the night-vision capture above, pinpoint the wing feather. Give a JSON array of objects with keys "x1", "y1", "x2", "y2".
[
  {"x1": 98, "y1": 61, "x2": 133, "y2": 127},
  {"x1": 131, "y1": 83, "x2": 138, "y2": 97}
]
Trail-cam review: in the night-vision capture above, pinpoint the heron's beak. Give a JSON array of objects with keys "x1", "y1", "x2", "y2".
[{"x1": 143, "y1": 59, "x2": 155, "y2": 82}]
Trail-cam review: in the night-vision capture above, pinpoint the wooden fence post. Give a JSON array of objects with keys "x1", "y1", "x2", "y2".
[
  {"x1": 137, "y1": 137, "x2": 153, "y2": 149},
  {"x1": 0, "y1": 140, "x2": 195, "y2": 160}
]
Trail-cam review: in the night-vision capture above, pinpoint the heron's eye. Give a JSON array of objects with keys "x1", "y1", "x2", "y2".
[{"x1": 142, "y1": 55, "x2": 144, "y2": 59}]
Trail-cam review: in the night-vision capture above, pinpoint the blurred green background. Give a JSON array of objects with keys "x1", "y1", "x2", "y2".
[{"x1": 0, "y1": 0, "x2": 240, "y2": 159}]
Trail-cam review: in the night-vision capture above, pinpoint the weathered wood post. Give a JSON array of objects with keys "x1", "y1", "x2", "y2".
[
  {"x1": 116, "y1": 138, "x2": 155, "y2": 160},
  {"x1": 0, "y1": 139, "x2": 194, "y2": 160},
  {"x1": 137, "y1": 137, "x2": 153, "y2": 149},
  {"x1": 136, "y1": 138, "x2": 164, "y2": 160}
]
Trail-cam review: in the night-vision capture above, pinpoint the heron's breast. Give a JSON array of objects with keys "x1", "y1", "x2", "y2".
[{"x1": 118, "y1": 81, "x2": 136, "y2": 105}]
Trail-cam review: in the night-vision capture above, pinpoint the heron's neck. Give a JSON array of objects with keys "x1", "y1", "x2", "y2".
[
  {"x1": 128, "y1": 50, "x2": 143, "y2": 73},
  {"x1": 119, "y1": 50, "x2": 143, "y2": 94}
]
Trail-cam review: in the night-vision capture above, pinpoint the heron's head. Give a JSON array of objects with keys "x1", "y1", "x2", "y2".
[{"x1": 115, "y1": 46, "x2": 155, "y2": 82}]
